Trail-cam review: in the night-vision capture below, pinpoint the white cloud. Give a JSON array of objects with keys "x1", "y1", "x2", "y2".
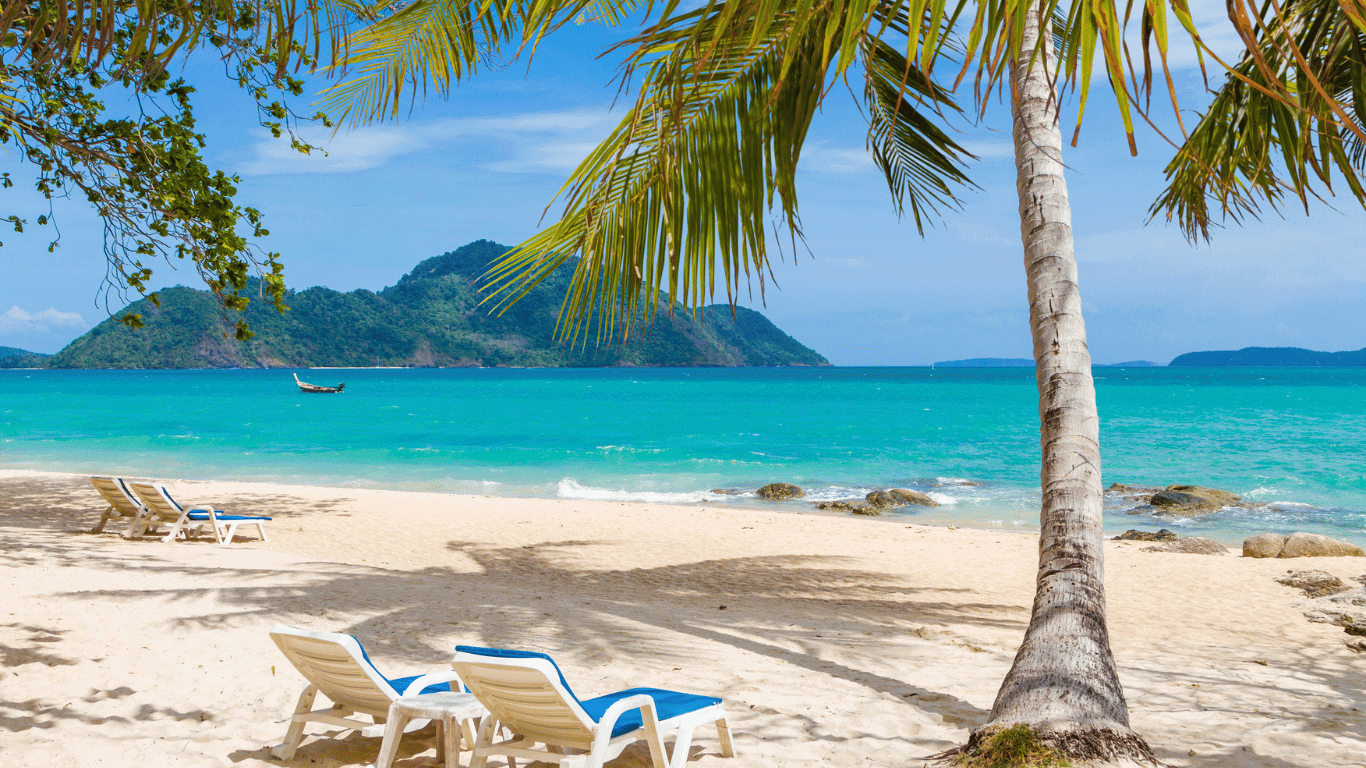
[
  {"x1": 0, "y1": 306, "x2": 85, "y2": 334},
  {"x1": 238, "y1": 109, "x2": 620, "y2": 176},
  {"x1": 803, "y1": 145, "x2": 876, "y2": 174}
]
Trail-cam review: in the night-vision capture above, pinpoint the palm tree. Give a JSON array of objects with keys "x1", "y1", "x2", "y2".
[{"x1": 320, "y1": 0, "x2": 1364, "y2": 761}]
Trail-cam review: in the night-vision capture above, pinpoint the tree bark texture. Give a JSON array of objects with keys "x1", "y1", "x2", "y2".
[{"x1": 975, "y1": 4, "x2": 1154, "y2": 761}]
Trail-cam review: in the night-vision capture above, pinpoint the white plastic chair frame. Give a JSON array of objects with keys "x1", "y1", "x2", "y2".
[
  {"x1": 269, "y1": 625, "x2": 469, "y2": 760},
  {"x1": 452, "y1": 652, "x2": 735, "y2": 768},
  {"x1": 89, "y1": 477, "x2": 151, "y2": 537},
  {"x1": 127, "y1": 482, "x2": 267, "y2": 545}
]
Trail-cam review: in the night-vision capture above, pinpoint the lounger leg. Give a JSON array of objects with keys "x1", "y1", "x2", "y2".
[
  {"x1": 640, "y1": 703, "x2": 669, "y2": 768},
  {"x1": 667, "y1": 726, "x2": 696, "y2": 768},
  {"x1": 221, "y1": 522, "x2": 239, "y2": 546},
  {"x1": 715, "y1": 715, "x2": 735, "y2": 758},
  {"x1": 257, "y1": 521, "x2": 269, "y2": 542},
  {"x1": 93, "y1": 505, "x2": 114, "y2": 533},
  {"x1": 468, "y1": 715, "x2": 498, "y2": 768},
  {"x1": 125, "y1": 511, "x2": 149, "y2": 539},
  {"x1": 273, "y1": 684, "x2": 318, "y2": 759},
  {"x1": 373, "y1": 701, "x2": 412, "y2": 768}
]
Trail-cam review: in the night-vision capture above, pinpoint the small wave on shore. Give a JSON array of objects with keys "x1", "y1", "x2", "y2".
[{"x1": 557, "y1": 478, "x2": 739, "y2": 504}]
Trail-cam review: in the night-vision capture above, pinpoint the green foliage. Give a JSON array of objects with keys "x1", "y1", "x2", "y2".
[
  {"x1": 2, "y1": 3, "x2": 341, "y2": 338},
  {"x1": 47, "y1": 240, "x2": 830, "y2": 369},
  {"x1": 1151, "y1": 0, "x2": 1366, "y2": 240},
  {"x1": 955, "y1": 725, "x2": 1073, "y2": 768}
]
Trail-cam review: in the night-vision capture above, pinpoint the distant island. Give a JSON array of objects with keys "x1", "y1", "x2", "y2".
[
  {"x1": 0, "y1": 346, "x2": 51, "y2": 369},
  {"x1": 1169, "y1": 346, "x2": 1366, "y2": 366},
  {"x1": 17, "y1": 240, "x2": 830, "y2": 369}
]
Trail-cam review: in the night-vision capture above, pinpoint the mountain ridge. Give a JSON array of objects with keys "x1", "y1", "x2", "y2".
[{"x1": 43, "y1": 240, "x2": 830, "y2": 369}]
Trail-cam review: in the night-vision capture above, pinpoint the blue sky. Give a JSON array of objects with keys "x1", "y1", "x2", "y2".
[{"x1": 3, "y1": 3, "x2": 1363, "y2": 365}]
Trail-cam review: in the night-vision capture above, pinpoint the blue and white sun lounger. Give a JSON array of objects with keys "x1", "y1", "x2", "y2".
[
  {"x1": 89, "y1": 477, "x2": 150, "y2": 537},
  {"x1": 452, "y1": 646, "x2": 735, "y2": 768},
  {"x1": 127, "y1": 482, "x2": 270, "y2": 545},
  {"x1": 269, "y1": 625, "x2": 474, "y2": 761}
]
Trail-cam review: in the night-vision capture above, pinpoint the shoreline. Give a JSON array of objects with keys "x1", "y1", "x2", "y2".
[
  {"x1": 5, "y1": 467, "x2": 1356, "y2": 550},
  {"x1": 3, "y1": 468, "x2": 1366, "y2": 766}
]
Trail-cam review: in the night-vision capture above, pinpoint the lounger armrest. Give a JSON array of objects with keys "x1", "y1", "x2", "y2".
[
  {"x1": 593, "y1": 693, "x2": 658, "y2": 752},
  {"x1": 398, "y1": 670, "x2": 466, "y2": 695}
]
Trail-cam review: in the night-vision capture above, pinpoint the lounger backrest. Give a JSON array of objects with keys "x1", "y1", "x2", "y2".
[
  {"x1": 452, "y1": 646, "x2": 596, "y2": 745},
  {"x1": 270, "y1": 625, "x2": 400, "y2": 718},
  {"x1": 91, "y1": 477, "x2": 143, "y2": 516},
  {"x1": 127, "y1": 483, "x2": 189, "y2": 525}
]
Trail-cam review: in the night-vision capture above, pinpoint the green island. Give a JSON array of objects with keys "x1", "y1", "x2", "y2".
[{"x1": 12, "y1": 240, "x2": 829, "y2": 370}]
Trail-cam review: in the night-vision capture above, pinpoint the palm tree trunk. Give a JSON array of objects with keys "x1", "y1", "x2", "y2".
[{"x1": 970, "y1": 4, "x2": 1155, "y2": 761}]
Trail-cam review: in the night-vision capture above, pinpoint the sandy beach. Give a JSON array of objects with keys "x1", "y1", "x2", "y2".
[{"x1": 2, "y1": 468, "x2": 1364, "y2": 767}]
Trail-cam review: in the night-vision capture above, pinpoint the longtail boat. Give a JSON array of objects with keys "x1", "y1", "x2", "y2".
[{"x1": 293, "y1": 373, "x2": 345, "y2": 394}]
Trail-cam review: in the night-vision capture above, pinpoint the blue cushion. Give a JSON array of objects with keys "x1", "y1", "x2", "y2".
[
  {"x1": 579, "y1": 688, "x2": 722, "y2": 737},
  {"x1": 455, "y1": 645, "x2": 577, "y2": 699},
  {"x1": 185, "y1": 510, "x2": 271, "y2": 521},
  {"x1": 352, "y1": 635, "x2": 452, "y2": 695},
  {"x1": 389, "y1": 674, "x2": 454, "y2": 695}
]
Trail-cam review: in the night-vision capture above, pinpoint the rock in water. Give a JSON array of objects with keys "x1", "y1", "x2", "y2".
[
  {"x1": 1114, "y1": 529, "x2": 1178, "y2": 542},
  {"x1": 1279, "y1": 532, "x2": 1366, "y2": 558},
  {"x1": 889, "y1": 488, "x2": 940, "y2": 507},
  {"x1": 756, "y1": 483, "x2": 805, "y2": 500},
  {"x1": 865, "y1": 490, "x2": 898, "y2": 508},
  {"x1": 1149, "y1": 485, "x2": 1244, "y2": 515},
  {"x1": 1142, "y1": 537, "x2": 1229, "y2": 555},
  {"x1": 850, "y1": 506, "x2": 882, "y2": 516},
  {"x1": 1276, "y1": 570, "x2": 1350, "y2": 598},
  {"x1": 814, "y1": 501, "x2": 857, "y2": 512},
  {"x1": 1243, "y1": 533, "x2": 1288, "y2": 558}
]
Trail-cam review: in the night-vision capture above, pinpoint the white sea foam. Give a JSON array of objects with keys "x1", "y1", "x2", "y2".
[
  {"x1": 803, "y1": 485, "x2": 875, "y2": 502},
  {"x1": 926, "y1": 492, "x2": 958, "y2": 505},
  {"x1": 557, "y1": 478, "x2": 730, "y2": 504},
  {"x1": 936, "y1": 477, "x2": 977, "y2": 486}
]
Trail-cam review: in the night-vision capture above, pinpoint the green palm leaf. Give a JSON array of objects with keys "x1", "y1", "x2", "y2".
[
  {"x1": 480, "y1": 1, "x2": 974, "y2": 343},
  {"x1": 1152, "y1": 0, "x2": 1366, "y2": 240}
]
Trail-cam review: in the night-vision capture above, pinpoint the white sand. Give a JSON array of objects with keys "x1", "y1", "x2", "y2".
[{"x1": 2, "y1": 469, "x2": 1364, "y2": 767}]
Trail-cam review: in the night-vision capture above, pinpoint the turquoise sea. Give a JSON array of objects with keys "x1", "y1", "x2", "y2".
[{"x1": 3, "y1": 367, "x2": 1364, "y2": 545}]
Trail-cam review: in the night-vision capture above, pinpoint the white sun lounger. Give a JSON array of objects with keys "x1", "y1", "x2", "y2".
[
  {"x1": 452, "y1": 646, "x2": 735, "y2": 768},
  {"x1": 269, "y1": 625, "x2": 475, "y2": 761},
  {"x1": 127, "y1": 482, "x2": 270, "y2": 545},
  {"x1": 89, "y1": 476, "x2": 151, "y2": 537}
]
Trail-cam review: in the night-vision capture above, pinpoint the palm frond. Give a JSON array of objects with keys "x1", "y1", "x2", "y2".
[
  {"x1": 1152, "y1": 0, "x2": 1366, "y2": 239},
  {"x1": 481, "y1": 5, "x2": 834, "y2": 345},
  {"x1": 480, "y1": 0, "x2": 973, "y2": 344},
  {"x1": 863, "y1": 35, "x2": 977, "y2": 229}
]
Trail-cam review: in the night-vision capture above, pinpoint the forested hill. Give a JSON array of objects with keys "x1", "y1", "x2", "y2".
[
  {"x1": 1169, "y1": 346, "x2": 1366, "y2": 366},
  {"x1": 46, "y1": 240, "x2": 830, "y2": 369}
]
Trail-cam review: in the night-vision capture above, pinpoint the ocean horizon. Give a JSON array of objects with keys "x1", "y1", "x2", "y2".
[{"x1": 5, "y1": 366, "x2": 1364, "y2": 546}]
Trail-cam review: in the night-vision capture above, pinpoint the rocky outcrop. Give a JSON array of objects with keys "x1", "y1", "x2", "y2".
[
  {"x1": 864, "y1": 489, "x2": 940, "y2": 508},
  {"x1": 1243, "y1": 533, "x2": 1288, "y2": 558},
  {"x1": 1281, "y1": 533, "x2": 1366, "y2": 558},
  {"x1": 1244, "y1": 532, "x2": 1365, "y2": 558},
  {"x1": 1149, "y1": 485, "x2": 1245, "y2": 515},
  {"x1": 1142, "y1": 537, "x2": 1229, "y2": 555},
  {"x1": 756, "y1": 483, "x2": 805, "y2": 500},
  {"x1": 1114, "y1": 529, "x2": 1177, "y2": 542},
  {"x1": 889, "y1": 489, "x2": 940, "y2": 506},
  {"x1": 1276, "y1": 570, "x2": 1351, "y2": 598},
  {"x1": 813, "y1": 501, "x2": 879, "y2": 515},
  {"x1": 1279, "y1": 573, "x2": 1366, "y2": 640}
]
